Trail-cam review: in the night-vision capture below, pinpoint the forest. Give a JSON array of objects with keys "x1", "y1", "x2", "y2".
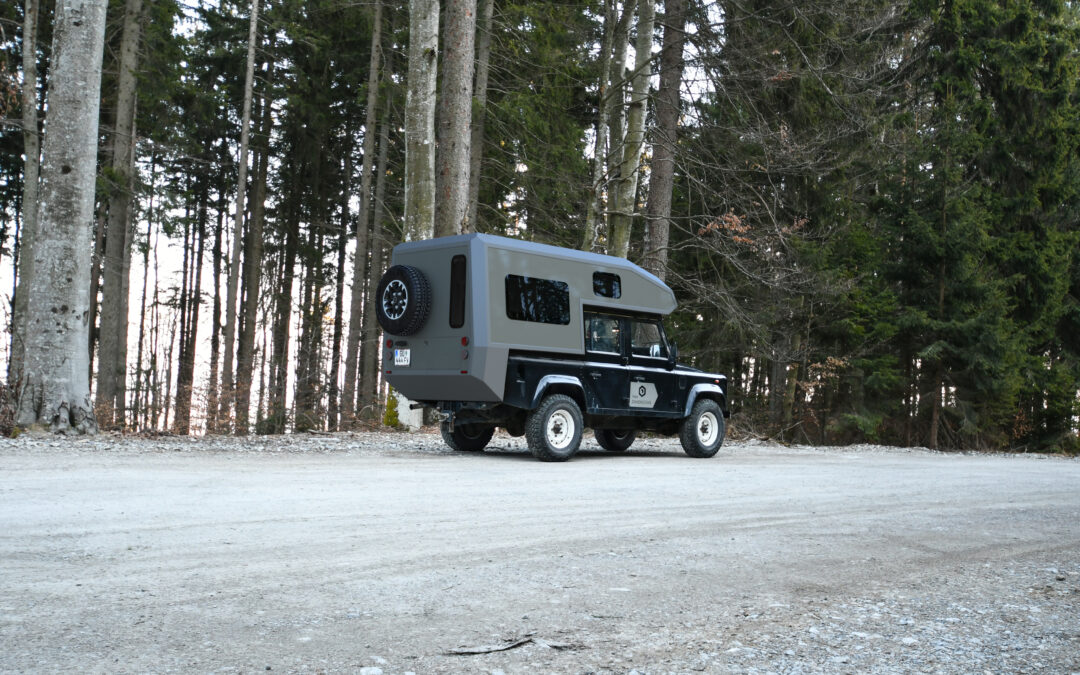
[{"x1": 1, "y1": 0, "x2": 1078, "y2": 451}]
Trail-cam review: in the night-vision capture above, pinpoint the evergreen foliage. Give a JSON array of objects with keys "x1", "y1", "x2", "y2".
[{"x1": 1, "y1": 0, "x2": 1078, "y2": 448}]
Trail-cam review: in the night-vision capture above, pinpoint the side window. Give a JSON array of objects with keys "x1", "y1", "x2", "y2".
[
  {"x1": 449, "y1": 255, "x2": 466, "y2": 328},
  {"x1": 585, "y1": 314, "x2": 622, "y2": 354},
  {"x1": 593, "y1": 272, "x2": 621, "y2": 299},
  {"x1": 630, "y1": 319, "x2": 668, "y2": 359},
  {"x1": 505, "y1": 275, "x2": 571, "y2": 325}
]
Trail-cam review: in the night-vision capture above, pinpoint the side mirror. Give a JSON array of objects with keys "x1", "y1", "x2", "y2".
[{"x1": 668, "y1": 342, "x2": 678, "y2": 369}]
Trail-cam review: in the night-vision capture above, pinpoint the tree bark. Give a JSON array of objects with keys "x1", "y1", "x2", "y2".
[
  {"x1": 173, "y1": 186, "x2": 207, "y2": 435},
  {"x1": 132, "y1": 152, "x2": 157, "y2": 430},
  {"x1": 434, "y1": 0, "x2": 476, "y2": 237},
  {"x1": 359, "y1": 95, "x2": 394, "y2": 420},
  {"x1": 404, "y1": 0, "x2": 439, "y2": 241},
  {"x1": 235, "y1": 57, "x2": 274, "y2": 435},
  {"x1": 205, "y1": 175, "x2": 226, "y2": 433},
  {"x1": 95, "y1": 0, "x2": 144, "y2": 428},
  {"x1": 608, "y1": 0, "x2": 654, "y2": 259},
  {"x1": 266, "y1": 206, "x2": 299, "y2": 434},
  {"x1": 87, "y1": 199, "x2": 106, "y2": 375},
  {"x1": 582, "y1": 0, "x2": 616, "y2": 253},
  {"x1": 220, "y1": 0, "x2": 261, "y2": 432},
  {"x1": 14, "y1": 0, "x2": 107, "y2": 434},
  {"x1": 466, "y1": 0, "x2": 494, "y2": 233},
  {"x1": 642, "y1": 0, "x2": 685, "y2": 281},
  {"x1": 11, "y1": 0, "x2": 41, "y2": 383},
  {"x1": 328, "y1": 150, "x2": 351, "y2": 431},
  {"x1": 342, "y1": 0, "x2": 382, "y2": 427},
  {"x1": 604, "y1": 0, "x2": 636, "y2": 208}
]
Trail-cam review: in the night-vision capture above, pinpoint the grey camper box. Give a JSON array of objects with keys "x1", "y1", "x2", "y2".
[{"x1": 375, "y1": 233, "x2": 729, "y2": 461}]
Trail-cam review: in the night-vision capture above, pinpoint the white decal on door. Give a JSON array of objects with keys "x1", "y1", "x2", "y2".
[{"x1": 629, "y1": 382, "x2": 658, "y2": 408}]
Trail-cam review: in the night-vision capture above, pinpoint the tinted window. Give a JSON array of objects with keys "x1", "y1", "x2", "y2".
[
  {"x1": 449, "y1": 255, "x2": 466, "y2": 328},
  {"x1": 631, "y1": 320, "x2": 668, "y2": 359},
  {"x1": 586, "y1": 314, "x2": 622, "y2": 353},
  {"x1": 505, "y1": 275, "x2": 570, "y2": 325},
  {"x1": 593, "y1": 272, "x2": 621, "y2": 299}
]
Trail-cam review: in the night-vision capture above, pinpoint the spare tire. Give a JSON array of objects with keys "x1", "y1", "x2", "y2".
[{"x1": 375, "y1": 264, "x2": 432, "y2": 336}]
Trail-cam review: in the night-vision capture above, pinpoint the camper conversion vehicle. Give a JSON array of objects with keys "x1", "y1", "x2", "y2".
[{"x1": 374, "y1": 233, "x2": 729, "y2": 462}]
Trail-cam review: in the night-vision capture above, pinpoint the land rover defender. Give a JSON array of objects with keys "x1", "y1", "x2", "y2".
[{"x1": 374, "y1": 233, "x2": 729, "y2": 462}]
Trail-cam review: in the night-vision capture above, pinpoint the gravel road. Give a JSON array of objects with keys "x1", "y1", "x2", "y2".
[{"x1": 2, "y1": 431, "x2": 1079, "y2": 674}]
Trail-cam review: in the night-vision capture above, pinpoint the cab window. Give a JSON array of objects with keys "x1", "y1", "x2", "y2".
[
  {"x1": 585, "y1": 314, "x2": 621, "y2": 354},
  {"x1": 630, "y1": 319, "x2": 668, "y2": 359}
]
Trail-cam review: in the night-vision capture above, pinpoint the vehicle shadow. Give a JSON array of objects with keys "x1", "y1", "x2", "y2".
[{"x1": 472, "y1": 446, "x2": 687, "y2": 462}]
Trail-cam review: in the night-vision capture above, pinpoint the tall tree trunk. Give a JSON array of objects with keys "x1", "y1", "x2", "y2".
[
  {"x1": 605, "y1": 0, "x2": 636, "y2": 202},
  {"x1": 132, "y1": 152, "x2": 157, "y2": 430},
  {"x1": 466, "y1": 0, "x2": 494, "y2": 233},
  {"x1": 294, "y1": 221, "x2": 325, "y2": 432},
  {"x1": 267, "y1": 214, "x2": 299, "y2": 434},
  {"x1": 11, "y1": 0, "x2": 41, "y2": 383},
  {"x1": 206, "y1": 178, "x2": 226, "y2": 433},
  {"x1": 87, "y1": 199, "x2": 106, "y2": 375},
  {"x1": 235, "y1": 59, "x2": 274, "y2": 435},
  {"x1": 14, "y1": 0, "x2": 107, "y2": 434},
  {"x1": 342, "y1": 0, "x2": 382, "y2": 428},
  {"x1": 359, "y1": 95, "x2": 394, "y2": 420},
  {"x1": 642, "y1": 0, "x2": 685, "y2": 281},
  {"x1": 582, "y1": 0, "x2": 616, "y2": 253},
  {"x1": 434, "y1": 0, "x2": 476, "y2": 237},
  {"x1": 148, "y1": 227, "x2": 162, "y2": 430},
  {"x1": 220, "y1": 0, "x2": 261, "y2": 432},
  {"x1": 172, "y1": 194, "x2": 194, "y2": 430},
  {"x1": 781, "y1": 331, "x2": 802, "y2": 435},
  {"x1": 95, "y1": 0, "x2": 144, "y2": 428},
  {"x1": 327, "y1": 153, "x2": 351, "y2": 431},
  {"x1": 608, "y1": 0, "x2": 654, "y2": 259},
  {"x1": 173, "y1": 187, "x2": 207, "y2": 434},
  {"x1": 404, "y1": 0, "x2": 439, "y2": 241}
]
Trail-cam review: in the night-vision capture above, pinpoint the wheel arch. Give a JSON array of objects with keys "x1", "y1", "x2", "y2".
[
  {"x1": 684, "y1": 384, "x2": 727, "y2": 418},
  {"x1": 530, "y1": 375, "x2": 587, "y2": 412}
]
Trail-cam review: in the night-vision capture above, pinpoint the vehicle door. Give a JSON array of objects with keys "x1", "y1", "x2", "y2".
[
  {"x1": 582, "y1": 312, "x2": 629, "y2": 414},
  {"x1": 626, "y1": 316, "x2": 679, "y2": 415}
]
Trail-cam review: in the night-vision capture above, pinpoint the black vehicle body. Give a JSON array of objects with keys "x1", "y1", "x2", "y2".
[{"x1": 374, "y1": 234, "x2": 729, "y2": 461}]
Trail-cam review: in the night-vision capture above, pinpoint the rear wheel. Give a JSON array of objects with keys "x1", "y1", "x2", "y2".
[
  {"x1": 441, "y1": 421, "x2": 494, "y2": 452},
  {"x1": 679, "y1": 399, "x2": 725, "y2": 458},
  {"x1": 526, "y1": 394, "x2": 583, "y2": 462},
  {"x1": 594, "y1": 429, "x2": 637, "y2": 452}
]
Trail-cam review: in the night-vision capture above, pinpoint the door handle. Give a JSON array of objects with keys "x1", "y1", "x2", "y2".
[{"x1": 589, "y1": 371, "x2": 602, "y2": 379}]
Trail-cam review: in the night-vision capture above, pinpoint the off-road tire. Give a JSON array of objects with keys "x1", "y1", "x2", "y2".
[
  {"x1": 679, "y1": 399, "x2": 725, "y2": 458},
  {"x1": 526, "y1": 394, "x2": 584, "y2": 462},
  {"x1": 441, "y1": 421, "x2": 495, "y2": 452},
  {"x1": 594, "y1": 429, "x2": 637, "y2": 452},
  {"x1": 375, "y1": 265, "x2": 431, "y2": 336}
]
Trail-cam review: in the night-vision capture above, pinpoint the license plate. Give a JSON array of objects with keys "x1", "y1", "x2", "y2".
[{"x1": 394, "y1": 348, "x2": 411, "y2": 366}]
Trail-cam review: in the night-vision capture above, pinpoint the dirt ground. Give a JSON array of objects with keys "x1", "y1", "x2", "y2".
[{"x1": 2, "y1": 431, "x2": 1079, "y2": 674}]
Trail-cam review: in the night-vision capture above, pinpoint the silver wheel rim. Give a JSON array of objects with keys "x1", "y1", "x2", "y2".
[
  {"x1": 546, "y1": 409, "x2": 575, "y2": 450},
  {"x1": 697, "y1": 411, "x2": 719, "y2": 446},
  {"x1": 382, "y1": 279, "x2": 408, "y2": 320}
]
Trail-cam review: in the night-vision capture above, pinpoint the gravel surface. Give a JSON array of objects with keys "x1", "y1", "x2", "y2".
[{"x1": 1, "y1": 430, "x2": 1079, "y2": 674}]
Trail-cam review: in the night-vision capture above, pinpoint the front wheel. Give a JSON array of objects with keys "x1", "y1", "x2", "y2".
[
  {"x1": 526, "y1": 394, "x2": 584, "y2": 462},
  {"x1": 679, "y1": 399, "x2": 726, "y2": 458},
  {"x1": 594, "y1": 429, "x2": 637, "y2": 452},
  {"x1": 441, "y1": 421, "x2": 494, "y2": 452}
]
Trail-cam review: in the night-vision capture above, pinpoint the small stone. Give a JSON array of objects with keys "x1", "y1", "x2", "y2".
[
  {"x1": 358, "y1": 668, "x2": 383, "y2": 675},
  {"x1": 901, "y1": 637, "x2": 918, "y2": 646}
]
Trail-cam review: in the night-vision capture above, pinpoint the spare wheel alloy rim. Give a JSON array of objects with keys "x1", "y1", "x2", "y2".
[
  {"x1": 697, "y1": 411, "x2": 719, "y2": 446},
  {"x1": 546, "y1": 409, "x2": 575, "y2": 449},
  {"x1": 382, "y1": 279, "x2": 408, "y2": 320}
]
